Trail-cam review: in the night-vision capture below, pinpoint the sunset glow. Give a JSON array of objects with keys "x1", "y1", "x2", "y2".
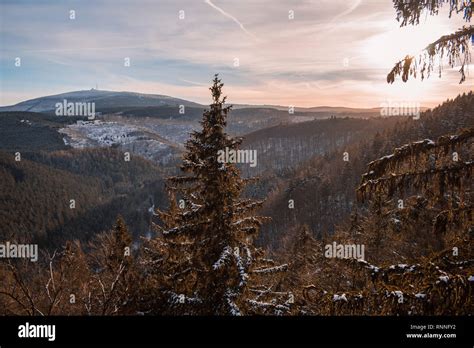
[{"x1": 1, "y1": 0, "x2": 472, "y2": 108}]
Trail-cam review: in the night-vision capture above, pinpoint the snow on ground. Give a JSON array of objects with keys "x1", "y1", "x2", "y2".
[
  {"x1": 59, "y1": 119, "x2": 179, "y2": 164},
  {"x1": 60, "y1": 120, "x2": 142, "y2": 147}
]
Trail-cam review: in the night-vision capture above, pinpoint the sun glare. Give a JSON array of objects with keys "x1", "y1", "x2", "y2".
[{"x1": 362, "y1": 16, "x2": 455, "y2": 70}]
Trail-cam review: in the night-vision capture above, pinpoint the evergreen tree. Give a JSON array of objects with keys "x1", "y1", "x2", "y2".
[
  {"x1": 88, "y1": 215, "x2": 137, "y2": 315},
  {"x1": 302, "y1": 128, "x2": 474, "y2": 315},
  {"x1": 388, "y1": 0, "x2": 473, "y2": 84},
  {"x1": 144, "y1": 75, "x2": 290, "y2": 315}
]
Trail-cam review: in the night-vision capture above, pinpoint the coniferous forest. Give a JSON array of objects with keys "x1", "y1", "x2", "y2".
[
  {"x1": 0, "y1": 1, "x2": 473, "y2": 345},
  {"x1": 1, "y1": 75, "x2": 472, "y2": 316}
]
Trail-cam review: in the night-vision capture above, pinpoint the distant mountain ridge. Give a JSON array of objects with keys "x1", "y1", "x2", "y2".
[
  {"x1": 1, "y1": 89, "x2": 396, "y2": 114},
  {"x1": 0, "y1": 89, "x2": 204, "y2": 113},
  {"x1": 232, "y1": 104, "x2": 382, "y2": 113}
]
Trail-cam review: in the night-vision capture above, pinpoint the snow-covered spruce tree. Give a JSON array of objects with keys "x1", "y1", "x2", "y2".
[{"x1": 143, "y1": 75, "x2": 290, "y2": 315}]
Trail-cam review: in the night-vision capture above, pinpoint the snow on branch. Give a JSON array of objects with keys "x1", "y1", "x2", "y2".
[
  {"x1": 232, "y1": 216, "x2": 261, "y2": 226},
  {"x1": 252, "y1": 264, "x2": 288, "y2": 274},
  {"x1": 358, "y1": 160, "x2": 473, "y2": 201},
  {"x1": 362, "y1": 128, "x2": 473, "y2": 181},
  {"x1": 333, "y1": 293, "x2": 348, "y2": 302},
  {"x1": 212, "y1": 246, "x2": 232, "y2": 270},
  {"x1": 355, "y1": 258, "x2": 419, "y2": 278},
  {"x1": 247, "y1": 299, "x2": 290, "y2": 315},
  {"x1": 233, "y1": 199, "x2": 265, "y2": 213},
  {"x1": 234, "y1": 251, "x2": 249, "y2": 287},
  {"x1": 162, "y1": 219, "x2": 210, "y2": 235},
  {"x1": 225, "y1": 289, "x2": 241, "y2": 316}
]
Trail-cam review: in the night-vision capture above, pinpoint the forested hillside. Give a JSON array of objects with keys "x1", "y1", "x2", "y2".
[
  {"x1": 0, "y1": 148, "x2": 166, "y2": 247},
  {"x1": 0, "y1": 112, "x2": 76, "y2": 152},
  {"x1": 260, "y1": 92, "x2": 474, "y2": 248},
  {"x1": 278, "y1": 126, "x2": 473, "y2": 315},
  {"x1": 241, "y1": 116, "x2": 402, "y2": 176}
]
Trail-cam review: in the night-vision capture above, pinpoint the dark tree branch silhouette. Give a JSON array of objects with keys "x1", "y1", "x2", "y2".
[{"x1": 388, "y1": 0, "x2": 473, "y2": 84}]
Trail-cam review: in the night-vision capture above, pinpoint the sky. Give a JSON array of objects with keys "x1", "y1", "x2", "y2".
[{"x1": 0, "y1": 0, "x2": 473, "y2": 108}]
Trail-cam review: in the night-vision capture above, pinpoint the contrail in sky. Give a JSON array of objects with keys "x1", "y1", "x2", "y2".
[{"x1": 204, "y1": 0, "x2": 257, "y2": 40}]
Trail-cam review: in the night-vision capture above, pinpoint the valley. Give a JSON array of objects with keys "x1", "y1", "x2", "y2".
[{"x1": 0, "y1": 89, "x2": 472, "y2": 253}]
